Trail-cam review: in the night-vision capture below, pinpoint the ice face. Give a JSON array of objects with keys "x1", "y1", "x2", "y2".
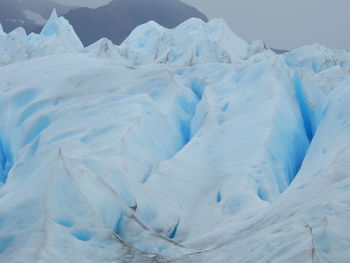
[
  {"x1": 0, "y1": 11, "x2": 350, "y2": 263},
  {"x1": 118, "y1": 18, "x2": 253, "y2": 66}
]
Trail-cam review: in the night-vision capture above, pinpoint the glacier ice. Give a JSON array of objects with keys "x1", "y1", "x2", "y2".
[{"x1": 0, "y1": 10, "x2": 350, "y2": 263}]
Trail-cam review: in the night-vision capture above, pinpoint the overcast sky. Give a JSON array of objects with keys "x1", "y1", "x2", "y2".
[{"x1": 52, "y1": 0, "x2": 350, "y2": 51}]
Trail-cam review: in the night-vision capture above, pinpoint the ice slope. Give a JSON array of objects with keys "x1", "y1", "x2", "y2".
[
  {"x1": 0, "y1": 11, "x2": 350, "y2": 263},
  {"x1": 0, "y1": 54, "x2": 196, "y2": 262},
  {"x1": 183, "y1": 71, "x2": 350, "y2": 263}
]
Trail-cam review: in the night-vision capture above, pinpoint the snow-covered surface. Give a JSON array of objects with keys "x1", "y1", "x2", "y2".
[{"x1": 1, "y1": 11, "x2": 350, "y2": 263}]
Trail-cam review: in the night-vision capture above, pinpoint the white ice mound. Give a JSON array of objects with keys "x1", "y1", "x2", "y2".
[
  {"x1": 118, "y1": 18, "x2": 259, "y2": 66},
  {"x1": 284, "y1": 43, "x2": 350, "y2": 73},
  {"x1": 0, "y1": 14, "x2": 271, "y2": 67},
  {"x1": 84, "y1": 37, "x2": 126, "y2": 62}
]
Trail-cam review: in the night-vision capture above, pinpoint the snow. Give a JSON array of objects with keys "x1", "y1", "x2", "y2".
[
  {"x1": 23, "y1": 10, "x2": 47, "y2": 26},
  {"x1": 0, "y1": 10, "x2": 350, "y2": 263}
]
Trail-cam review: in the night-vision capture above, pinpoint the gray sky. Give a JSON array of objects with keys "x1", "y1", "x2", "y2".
[{"x1": 52, "y1": 0, "x2": 350, "y2": 51}]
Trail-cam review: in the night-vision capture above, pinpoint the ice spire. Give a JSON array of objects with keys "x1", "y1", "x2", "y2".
[
  {"x1": 41, "y1": 9, "x2": 60, "y2": 37},
  {"x1": 0, "y1": 23, "x2": 5, "y2": 36},
  {"x1": 40, "y1": 9, "x2": 83, "y2": 50}
]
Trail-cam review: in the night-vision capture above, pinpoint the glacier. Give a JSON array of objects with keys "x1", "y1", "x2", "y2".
[{"x1": 0, "y1": 10, "x2": 350, "y2": 263}]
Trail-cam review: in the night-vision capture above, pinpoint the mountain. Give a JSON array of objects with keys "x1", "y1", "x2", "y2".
[
  {"x1": 1, "y1": 11, "x2": 350, "y2": 263},
  {"x1": 63, "y1": 0, "x2": 208, "y2": 46}
]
